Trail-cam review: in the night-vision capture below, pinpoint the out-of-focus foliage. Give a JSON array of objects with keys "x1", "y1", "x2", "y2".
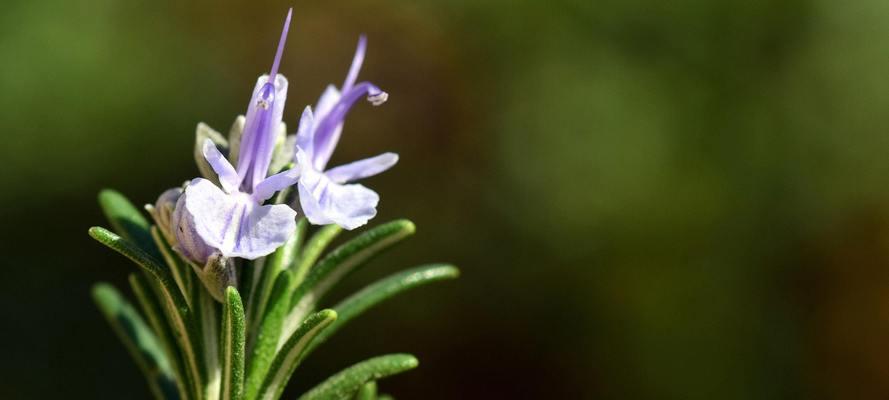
[{"x1": 4, "y1": 0, "x2": 889, "y2": 398}]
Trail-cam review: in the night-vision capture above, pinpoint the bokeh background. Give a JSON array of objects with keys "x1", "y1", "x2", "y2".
[{"x1": 4, "y1": 0, "x2": 889, "y2": 398}]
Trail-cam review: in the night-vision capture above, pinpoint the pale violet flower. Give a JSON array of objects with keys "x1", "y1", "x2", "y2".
[
  {"x1": 295, "y1": 36, "x2": 397, "y2": 230},
  {"x1": 175, "y1": 9, "x2": 298, "y2": 262}
]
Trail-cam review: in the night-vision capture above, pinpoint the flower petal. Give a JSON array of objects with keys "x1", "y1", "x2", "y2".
[
  {"x1": 298, "y1": 167, "x2": 380, "y2": 230},
  {"x1": 314, "y1": 85, "x2": 341, "y2": 122},
  {"x1": 325, "y1": 152, "x2": 398, "y2": 184},
  {"x1": 202, "y1": 139, "x2": 240, "y2": 193},
  {"x1": 184, "y1": 178, "x2": 296, "y2": 259},
  {"x1": 295, "y1": 106, "x2": 315, "y2": 160},
  {"x1": 251, "y1": 166, "x2": 301, "y2": 203},
  {"x1": 172, "y1": 185, "x2": 216, "y2": 265},
  {"x1": 228, "y1": 202, "x2": 297, "y2": 259},
  {"x1": 311, "y1": 82, "x2": 383, "y2": 171},
  {"x1": 236, "y1": 74, "x2": 289, "y2": 192}
]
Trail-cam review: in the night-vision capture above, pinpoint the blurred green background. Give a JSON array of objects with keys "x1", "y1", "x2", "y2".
[{"x1": 4, "y1": 0, "x2": 889, "y2": 398}]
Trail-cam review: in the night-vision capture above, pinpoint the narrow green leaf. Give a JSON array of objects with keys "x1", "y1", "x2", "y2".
[
  {"x1": 90, "y1": 227, "x2": 189, "y2": 315},
  {"x1": 290, "y1": 224, "x2": 342, "y2": 284},
  {"x1": 306, "y1": 264, "x2": 459, "y2": 356},
  {"x1": 130, "y1": 274, "x2": 191, "y2": 400},
  {"x1": 297, "y1": 354, "x2": 419, "y2": 400},
  {"x1": 250, "y1": 310, "x2": 337, "y2": 400},
  {"x1": 221, "y1": 287, "x2": 246, "y2": 400},
  {"x1": 246, "y1": 219, "x2": 306, "y2": 340},
  {"x1": 151, "y1": 226, "x2": 194, "y2": 306},
  {"x1": 282, "y1": 220, "x2": 414, "y2": 341},
  {"x1": 376, "y1": 395, "x2": 394, "y2": 400},
  {"x1": 244, "y1": 271, "x2": 295, "y2": 398},
  {"x1": 98, "y1": 189, "x2": 160, "y2": 258},
  {"x1": 89, "y1": 226, "x2": 204, "y2": 399},
  {"x1": 92, "y1": 283, "x2": 179, "y2": 400},
  {"x1": 199, "y1": 289, "x2": 221, "y2": 400},
  {"x1": 352, "y1": 381, "x2": 377, "y2": 400}
]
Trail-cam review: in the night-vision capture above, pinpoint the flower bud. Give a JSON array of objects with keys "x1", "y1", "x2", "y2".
[
  {"x1": 171, "y1": 191, "x2": 215, "y2": 265},
  {"x1": 146, "y1": 187, "x2": 182, "y2": 245}
]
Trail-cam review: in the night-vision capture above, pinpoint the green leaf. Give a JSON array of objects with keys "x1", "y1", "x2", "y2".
[
  {"x1": 290, "y1": 224, "x2": 342, "y2": 284},
  {"x1": 250, "y1": 310, "x2": 337, "y2": 400},
  {"x1": 283, "y1": 220, "x2": 414, "y2": 340},
  {"x1": 89, "y1": 226, "x2": 204, "y2": 399},
  {"x1": 198, "y1": 289, "x2": 221, "y2": 400},
  {"x1": 352, "y1": 381, "x2": 377, "y2": 400},
  {"x1": 92, "y1": 283, "x2": 179, "y2": 400},
  {"x1": 89, "y1": 227, "x2": 189, "y2": 315},
  {"x1": 376, "y1": 395, "x2": 394, "y2": 400},
  {"x1": 98, "y1": 189, "x2": 160, "y2": 258},
  {"x1": 246, "y1": 219, "x2": 306, "y2": 339},
  {"x1": 151, "y1": 226, "x2": 194, "y2": 307},
  {"x1": 221, "y1": 287, "x2": 246, "y2": 400},
  {"x1": 306, "y1": 264, "x2": 459, "y2": 356},
  {"x1": 244, "y1": 271, "x2": 294, "y2": 399},
  {"x1": 297, "y1": 354, "x2": 419, "y2": 400},
  {"x1": 129, "y1": 274, "x2": 191, "y2": 400}
]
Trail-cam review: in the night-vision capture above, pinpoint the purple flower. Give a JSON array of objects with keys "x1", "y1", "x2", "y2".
[
  {"x1": 175, "y1": 9, "x2": 299, "y2": 262},
  {"x1": 294, "y1": 36, "x2": 397, "y2": 230}
]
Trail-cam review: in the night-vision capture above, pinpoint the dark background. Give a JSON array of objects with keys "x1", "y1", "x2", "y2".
[{"x1": 4, "y1": 0, "x2": 889, "y2": 398}]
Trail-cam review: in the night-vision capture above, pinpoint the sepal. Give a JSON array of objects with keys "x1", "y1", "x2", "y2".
[
  {"x1": 192, "y1": 253, "x2": 238, "y2": 303},
  {"x1": 195, "y1": 123, "x2": 230, "y2": 183}
]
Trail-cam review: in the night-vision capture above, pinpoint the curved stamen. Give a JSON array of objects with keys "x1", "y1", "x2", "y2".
[
  {"x1": 311, "y1": 82, "x2": 387, "y2": 170},
  {"x1": 342, "y1": 35, "x2": 367, "y2": 92}
]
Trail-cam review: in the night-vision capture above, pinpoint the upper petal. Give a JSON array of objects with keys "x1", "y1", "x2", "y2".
[
  {"x1": 236, "y1": 74, "x2": 289, "y2": 192},
  {"x1": 294, "y1": 106, "x2": 315, "y2": 160},
  {"x1": 324, "y1": 152, "x2": 398, "y2": 184},
  {"x1": 314, "y1": 85, "x2": 341, "y2": 123}
]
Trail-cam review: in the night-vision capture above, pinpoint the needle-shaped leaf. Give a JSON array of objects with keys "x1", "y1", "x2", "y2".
[
  {"x1": 305, "y1": 264, "x2": 459, "y2": 356},
  {"x1": 246, "y1": 219, "x2": 306, "y2": 339},
  {"x1": 221, "y1": 287, "x2": 246, "y2": 400},
  {"x1": 297, "y1": 354, "x2": 418, "y2": 400},
  {"x1": 151, "y1": 226, "x2": 194, "y2": 306},
  {"x1": 89, "y1": 227, "x2": 205, "y2": 398},
  {"x1": 290, "y1": 224, "x2": 342, "y2": 284},
  {"x1": 244, "y1": 271, "x2": 294, "y2": 398},
  {"x1": 352, "y1": 381, "x2": 377, "y2": 400},
  {"x1": 282, "y1": 220, "x2": 414, "y2": 341},
  {"x1": 199, "y1": 289, "x2": 221, "y2": 400},
  {"x1": 250, "y1": 310, "x2": 337, "y2": 400},
  {"x1": 98, "y1": 189, "x2": 161, "y2": 259},
  {"x1": 92, "y1": 283, "x2": 179, "y2": 400},
  {"x1": 89, "y1": 227, "x2": 189, "y2": 316},
  {"x1": 129, "y1": 273, "x2": 191, "y2": 400}
]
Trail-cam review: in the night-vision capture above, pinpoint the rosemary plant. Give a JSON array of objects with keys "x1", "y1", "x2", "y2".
[{"x1": 89, "y1": 9, "x2": 457, "y2": 400}]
